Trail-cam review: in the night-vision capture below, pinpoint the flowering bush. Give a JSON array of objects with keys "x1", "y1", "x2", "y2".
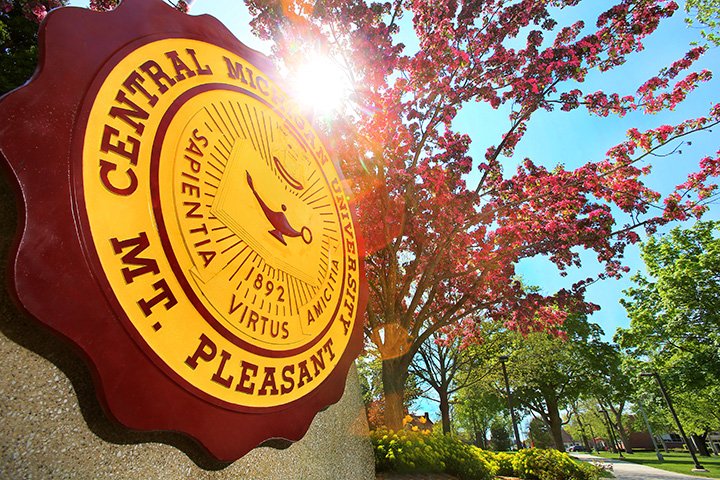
[
  {"x1": 371, "y1": 430, "x2": 603, "y2": 480},
  {"x1": 371, "y1": 428, "x2": 444, "y2": 474},
  {"x1": 370, "y1": 429, "x2": 494, "y2": 480},
  {"x1": 589, "y1": 460, "x2": 614, "y2": 472},
  {"x1": 511, "y1": 448, "x2": 601, "y2": 480},
  {"x1": 479, "y1": 450, "x2": 515, "y2": 477},
  {"x1": 431, "y1": 434, "x2": 496, "y2": 480}
]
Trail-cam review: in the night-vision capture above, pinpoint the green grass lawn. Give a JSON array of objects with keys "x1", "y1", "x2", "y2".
[{"x1": 595, "y1": 450, "x2": 720, "y2": 478}]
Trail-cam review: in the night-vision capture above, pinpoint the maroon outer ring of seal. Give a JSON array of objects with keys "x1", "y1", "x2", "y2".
[{"x1": 0, "y1": 0, "x2": 367, "y2": 462}]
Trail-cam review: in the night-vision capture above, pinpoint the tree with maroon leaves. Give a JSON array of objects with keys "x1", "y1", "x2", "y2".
[{"x1": 242, "y1": 0, "x2": 720, "y2": 431}]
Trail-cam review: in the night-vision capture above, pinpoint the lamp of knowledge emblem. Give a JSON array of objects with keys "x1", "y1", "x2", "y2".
[{"x1": 0, "y1": 0, "x2": 365, "y2": 461}]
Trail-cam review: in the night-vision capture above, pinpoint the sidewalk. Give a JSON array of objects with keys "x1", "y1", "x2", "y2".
[{"x1": 573, "y1": 453, "x2": 711, "y2": 480}]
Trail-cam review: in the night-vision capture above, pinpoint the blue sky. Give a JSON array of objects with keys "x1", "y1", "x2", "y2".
[
  {"x1": 65, "y1": 0, "x2": 720, "y2": 341},
  {"x1": 503, "y1": 5, "x2": 720, "y2": 341}
]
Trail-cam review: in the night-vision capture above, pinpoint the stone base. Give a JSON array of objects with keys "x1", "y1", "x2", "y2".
[{"x1": 0, "y1": 327, "x2": 373, "y2": 479}]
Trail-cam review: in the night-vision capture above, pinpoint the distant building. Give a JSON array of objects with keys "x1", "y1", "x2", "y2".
[
  {"x1": 709, "y1": 432, "x2": 720, "y2": 455},
  {"x1": 626, "y1": 431, "x2": 654, "y2": 450},
  {"x1": 562, "y1": 429, "x2": 577, "y2": 450}
]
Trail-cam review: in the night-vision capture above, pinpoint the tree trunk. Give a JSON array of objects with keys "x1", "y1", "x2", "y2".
[
  {"x1": 382, "y1": 355, "x2": 411, "y2": 431},
  {"x1": 439, "y1": 390, "x2": 451, "y2": 434},
  {"x1": 546, "y1": 396, "x2": 566, "y2": 452},
  {"x1": 480, "y1": 417, "x2": 492, "y2": 449},
  {"x1": 692, "y1": 433, "x2": 711, "y2": 456},
  {"x1": 602, "y1": 421, "x2": 618, "y2": 453},
  {"x1": 475, "y1": 429, "x2": 486, "y2": 449},
  {"x1": 613, "y1": 414, "x2": 634, "y2": 454},
  {"x1": 470, "y1": 414, "x2": 483, "y2": 447},
  {"x1": 575, "y1": 415, "x2": 591, "y2": 452}
]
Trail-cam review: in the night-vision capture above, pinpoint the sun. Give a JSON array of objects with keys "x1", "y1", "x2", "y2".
[{"x1": 291, "y1": 54, "x2": 351, "y2": 115}]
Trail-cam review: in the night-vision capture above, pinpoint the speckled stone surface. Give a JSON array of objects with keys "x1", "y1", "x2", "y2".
[{"x1": 0, "y1": 177, "x2": 374, "y2": 479}]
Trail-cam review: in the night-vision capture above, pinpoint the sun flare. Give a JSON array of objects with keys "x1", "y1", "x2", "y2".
[{"x1": 291, "y1": 54, "x2": 351, "y2": 115}]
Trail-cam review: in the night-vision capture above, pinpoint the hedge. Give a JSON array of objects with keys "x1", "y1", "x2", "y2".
[{"x1": 371, "y1": 429, "x2": 601, "y2": 480}]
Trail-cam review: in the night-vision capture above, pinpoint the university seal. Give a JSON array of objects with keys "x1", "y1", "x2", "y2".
[{"x1": 0, "y1": 0, "x2": 365, "y2": 461}]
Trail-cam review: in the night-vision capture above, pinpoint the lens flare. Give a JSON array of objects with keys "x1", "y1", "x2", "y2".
[{"x1": 291, "y1": 54, "x2": 351, "y2": 115}]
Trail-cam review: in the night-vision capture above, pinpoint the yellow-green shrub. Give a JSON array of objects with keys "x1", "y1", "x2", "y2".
[
  {"x1": 370, "y1": 429, "x2": 494, "y2": 480},
  {"x1": 431, "y1": 434, "x2": 496, "y2": 480},
  {"x1": 478, "y1": 450, "x2": 515, "y2": 477},
  {"x1": 371, "y1": 428, "x2": 444, "y2": 473},
  {"x1": 511, "y1": 448, "x2": 600, "y2": 480},
  {"x1": 371, "y1": 431, "x2": 602, "y2": 480}
]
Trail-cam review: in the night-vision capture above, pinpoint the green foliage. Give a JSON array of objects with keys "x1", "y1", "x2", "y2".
[
  {"x1": 617, "y1": 221, "x2": 720, "y2": 435},
  {"x1": 370, "y1": 428, "x2": 495, "y2": 480},
  {"x1": 511, "y1": 448, "x2": 601, "y2": 480},
  {"x1": 371, "y1": 429, "x2": 603, "y2": 480},
  {"x1": 619, "y1": 221, "x2": 720, "y2": 374},
  {"x1": 453, "y1": 375, "x2": 506, "y2": 448},
  {"x1": 490, "y1": 418, "x2": 513, "y2": 451},
  {"x1": 685, "y1": 0, "x2": 720, "y2": 45},
  {"x1": 483, "y1": 451, "x2": 515, "y2": 477}
]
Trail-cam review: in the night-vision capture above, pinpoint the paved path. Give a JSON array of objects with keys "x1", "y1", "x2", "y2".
[{"x1": 573, "y1": 453, "x2": 711, "y2": 480}]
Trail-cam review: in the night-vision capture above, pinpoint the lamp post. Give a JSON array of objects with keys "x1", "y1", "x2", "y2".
[
  {"x1": 499, "y1": 355, "x2": 523, "y2": 450},
  {"x1": 637, "y1": 400, "x2": 663, "y2": 462},
  {"x1": 640, "y1": 372, "x2": 708, "y2": 472}
]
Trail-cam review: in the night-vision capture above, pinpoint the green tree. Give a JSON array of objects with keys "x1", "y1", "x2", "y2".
[
  {"x1": 410, "y1": 335, "x2": 474, "y2": 434},
  {"x1": 528, "y1": 417, "x2": 554, "y2": 449},
  {"x1": 501, "y1": 313, "x2": 611, "y2": 451},
  {"x1": 617, "y1": 220, "x2": 720, "y2": 444},
  {"x1": 453, "y1": 382, "x2": 506, "y2": 449},
  {"x1": 565, "y1": 400, "x2": 610, "y2": 452},
  {"x1": 618, "y1": 221, "x2": 720, "y2": 374},
  {"x1": 685, "y1": 0, "x2": 720, "y2": 45},
  {"x1": 589, "y1": 344, "x2": 638, "y2": 453},
  {"x1": 411, "y1": 323, "x2": 502, "y2": 434},
  {"x1": 490, "y1": 417, "x2": 513, "y2": 452}
]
